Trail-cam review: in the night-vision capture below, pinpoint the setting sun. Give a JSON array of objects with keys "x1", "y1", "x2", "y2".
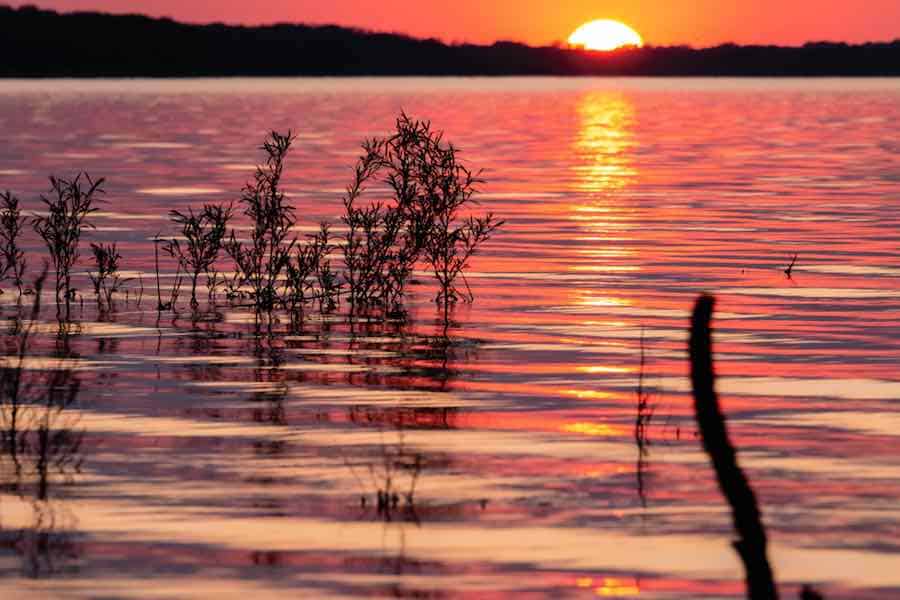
[{"x1": 568, "y1": 19, "x2": 644, "y2": 51}]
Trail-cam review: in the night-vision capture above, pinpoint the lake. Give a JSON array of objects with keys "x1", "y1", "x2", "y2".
[{"x1": 0, "y1": 77, "x2": 898, "y2": 599}]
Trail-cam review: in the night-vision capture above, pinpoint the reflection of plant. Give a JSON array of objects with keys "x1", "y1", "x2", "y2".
[
  {"x1": 165, "y1": 203, "x2": 233, "y2": 309},
  {"x1": 88, "y1": 242, "x2": 127, "y2": 310},
  {"x1": 0, "y1": 271, "x2": 83, "y2": 577},
  {"x1": 1, "y1": 272, "x2": 83, "y2": 492},
  {"x1": 32, "y1": 173, "x2": 103, "y2": 320},
  {"x1": 10, "y1": 499, "x2": 80, "y2": 578},
  {"x1": 0, "y1": 190, "x2": 27, "y2": 297},
  {"x1": 345, "y1": 406, "x2": 447, "y2": 523}
]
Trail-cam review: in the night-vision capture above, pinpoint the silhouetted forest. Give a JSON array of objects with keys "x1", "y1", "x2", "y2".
[{"x1": 2, "y1": 4, "x2": 900, "y2": 77}]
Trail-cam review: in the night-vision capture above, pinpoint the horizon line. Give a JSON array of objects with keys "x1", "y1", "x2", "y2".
[{"x1": 6, "y1": 3, "x2": 900, "y2": 51}]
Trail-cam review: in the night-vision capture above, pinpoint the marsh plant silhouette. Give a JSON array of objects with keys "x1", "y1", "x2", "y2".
[
  {"x1": 0, "y1": 191, "x2": 28, "y2": 298},
  {"x1": 165, "y1": 203, "x2": 233, "y2": 308},
  {"x1": 153, "y1": 233, "x2": 184, "y2": 312},
  {"x1": 634, "y1": 330, "x2": 654, "y2": 508},
  {"x1": 153, "y1": 115, "x2": 503, "y2": 325},
  {"x1": 0, "y1": 114, "x2": 501, "y2": 327},
  {"x1": 784, "y1": 254, "x2": 798, "y2": 279},
  {"x1": 88, "y1": 242, "x2": 127, "y2": 311},
  {"x1": 32, "y1": 174, "x2": 103, "y2": 321},
  {"x1": 342, "y1": 114, "x2": 502, "y2": 318},
  {"x1": 284, "y1": 222, "x2": 335, "y2": 321},
  {"x1": 225, "y1": 131, "x2": 296, "y2": 313}
]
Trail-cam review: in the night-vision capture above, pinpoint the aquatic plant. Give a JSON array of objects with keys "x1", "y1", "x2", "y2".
[
  {"x1": 410, "y1": 131, "x2": 502, "y2": 314},
  {"x1": 226, "y1": 131, "x2": 297, "y2": 313},
  {"x1": 341, "y1": 113, "x2": 502, "y2": 316},
  {"x1": 634, "y1": 329, "x2": 653, "y2": 507},
  {"x1": 32, "y1": 173, "x2": 103, "y2": 320},
  {"x1": 425, "y1": 211, "x2": 502, "y2": 315},
  {"x1": 0, "y1": 190, "x2": 28, "y2": 297},
  {"x1": 164, "y1": 263, "x2": 185, "y2": 312},
  {"x1": 87, "y1": 242, "x2": 126, "y2": 309},
  {"x1": 311, "y1": 222, "x2": 341, "y2": 313},
  {"x1": 14, "y1": 115, "x2": 502, "y2": 326},
  {"x1": 284, "y1": 235, "x2": 318, "y2": 319},
  {"x1": 340, "y1": 141, "x2": 411, "y2": 312},
  {"x1": 153, "y1": 233, "x2": 184, "y2": 312},
  {"x1": 164, "y1": 203, "x2": 233, "y2": 308},
  {"x1": 784, "y1": 253, "x2": 798, "y2": 279}
]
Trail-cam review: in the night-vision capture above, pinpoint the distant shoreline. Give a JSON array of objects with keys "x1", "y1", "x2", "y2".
[{"x1": 3, "y1": 5, "x2": 899, "y2": 78}]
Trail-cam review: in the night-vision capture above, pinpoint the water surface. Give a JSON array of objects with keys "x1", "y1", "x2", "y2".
[{"x1": 0, "y1": 77, "x2": 899, "y2": 599}]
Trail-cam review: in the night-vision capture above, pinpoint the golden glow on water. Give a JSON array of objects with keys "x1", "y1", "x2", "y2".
[
  {"x1": 596, "y1": 577, "x2": 642, "y2": 596},
  {"x1": 573, "y1": 93, "x2": 638, "y2": 193},
  {"x1": 574, "y1": 293, "x2": 634, "y2": 307},
  {"x1": 561, "y1": 422, "x2": 622, "y2": 437}
]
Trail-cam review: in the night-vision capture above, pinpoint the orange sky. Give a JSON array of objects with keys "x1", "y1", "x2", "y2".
[{"x1": 10, "y1": 1, "x2": 900, "y2": 47}]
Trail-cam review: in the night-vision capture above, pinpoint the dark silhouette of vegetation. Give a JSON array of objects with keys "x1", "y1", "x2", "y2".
[
  {"x1": 419, "y1": 151, "x2": 502, "y2": 316},
  {"x1": 0, "y1": 191, "x2": 27, "y2": 297},
  {"x1": 32, "y1": 174, "x2": 103, "y2": 321},
  {"x1": 88, "y1": 242, "x2": 127, "y2": 310},
  {"x1": 634, "y1": 330, "x2": 653, "y2": 508},
  {"x1": 784, "y1": 254, "x2": 798, "y2": 279},
  {"x1": 342, "y1": 114, "x2": 501, "y2": 318},
  {"x1": 283, "y1": 224, "x2": 326, "y2": 322},
  {"x1": 165, "y1": 203, "x2": 233, "y2": 308},
  {"x1": 311, "y1": 223, "x2": 341, "y2": 313},
  {"x1": 226, "y1": 131, "x2": 297, "y2": 313},
  {"x1": 152, "y1": 233, "x2": 183, "y2": 312},
  {"x1": 135, "y1": 118, "x2": 504, "y2": 321},
  {"x1": 2, "y1": 5, "x2": 899, "y2": 77},
  {"x1": 1, "y1": 115, "x2": 502, "y2": 325}
]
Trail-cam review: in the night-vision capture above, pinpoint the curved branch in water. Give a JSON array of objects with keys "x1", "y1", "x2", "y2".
[{"x1": 689, "y1": 294, "x2": 778, "y2": 600}]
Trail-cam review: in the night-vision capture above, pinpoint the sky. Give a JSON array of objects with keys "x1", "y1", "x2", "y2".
[{"x1": 9, "y1": 1, "x2": 900, "y2": 47}]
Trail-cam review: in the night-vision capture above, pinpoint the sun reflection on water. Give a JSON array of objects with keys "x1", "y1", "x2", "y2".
[
  {"x1": 560, "y1": 422, "x2": 622, "y2": 437},
  {"x1": 575, "y1": 576, "x2": 641, "y2": 597},
  {"x1": 572, "y1": 93, "x2": 638, "y2": 194},
  {"x1": 568, "y1": 92, "x2": 641, "y2": 315}
]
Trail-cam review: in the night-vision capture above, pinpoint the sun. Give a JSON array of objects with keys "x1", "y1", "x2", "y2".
[{"x1": 568, "y1": 20, "x2": 644, "y2": 51}]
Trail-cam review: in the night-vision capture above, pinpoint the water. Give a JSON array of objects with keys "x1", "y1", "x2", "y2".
[{"x1": 0, "y1": 77, "x2": 899, "y2": 598}]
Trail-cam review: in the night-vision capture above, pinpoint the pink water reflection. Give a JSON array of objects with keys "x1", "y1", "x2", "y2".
[{"x1": 0, "y1": 77, "x2": 898, "y2": 598}]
